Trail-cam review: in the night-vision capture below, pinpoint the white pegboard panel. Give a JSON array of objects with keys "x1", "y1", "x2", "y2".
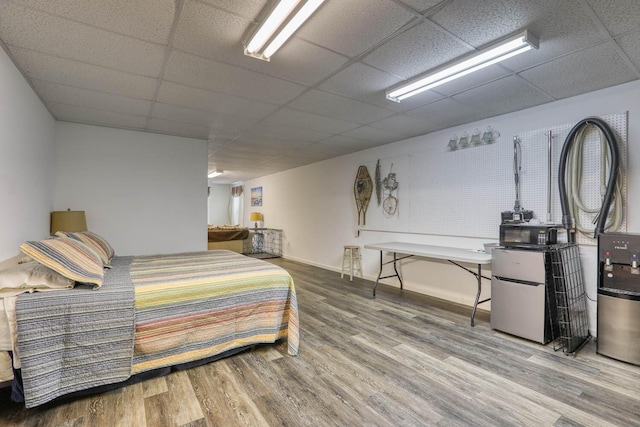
[
  {"x1": 403, "y1": 113, "x2": 627, "y2": 241},
  {"x1": 517, "y1": 112, "x2": 627, "y2": 245},
  {"x1": 409, "y1": 139, "x2": 507, "y2": 238}
]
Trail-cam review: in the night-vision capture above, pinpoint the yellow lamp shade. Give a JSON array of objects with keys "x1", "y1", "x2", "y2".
[
  {"x1": 50, "y1": 210, "x2": 88, "y2": 234},
  {"x1": 250, "y1": 212, "x2": 262, "y2": 222}
]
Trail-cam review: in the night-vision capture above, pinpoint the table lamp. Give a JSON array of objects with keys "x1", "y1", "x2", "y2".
[
  {"x1": 250, "y1": 212, "x2": 262, "y2": 229},
  {"x1": 50, "y1": 209, "x2": 88, "y2": 234}
]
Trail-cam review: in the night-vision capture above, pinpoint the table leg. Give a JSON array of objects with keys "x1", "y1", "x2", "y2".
[
  {"x1": 470, "y1": 264, "x2": 481, "y2": 327},
  {"x1": 470, "y1": 264, "x2": 492, "y2": 327},
  {"x1": 373, "y1": 251, "x2": 383, "y2": 297},
  {"x1": 393, "y1": 252, "x2": 403, "y2": 290},
  {"x1": 372, "y1": 251, "x2": 411, "y2": 298}
]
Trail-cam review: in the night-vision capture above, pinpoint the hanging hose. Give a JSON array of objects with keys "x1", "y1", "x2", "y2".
[{"x1": 558, "y1": 117, "x2": 621, "y2": 243}]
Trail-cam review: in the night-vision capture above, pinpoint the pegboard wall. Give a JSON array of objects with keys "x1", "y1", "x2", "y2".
[{"x1": 361, "y1": 112, "x2": 627, "y2": 244}]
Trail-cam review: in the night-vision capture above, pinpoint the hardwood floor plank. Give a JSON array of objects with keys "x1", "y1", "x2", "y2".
[
  {"x1": 446, "y1": 356, "x2": 620, "y2": 427},
  {"x1": 185, "y1": 361, "x2": 265, "y2": 427},
  {"x1": 142, "y1": 376, "x2": 169, "y2": 398},
  {"x1": 144, "y1": 370, "x2": 204, "y2": 427}
]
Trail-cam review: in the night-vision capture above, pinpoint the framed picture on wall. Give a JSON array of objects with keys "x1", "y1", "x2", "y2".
[{"x1": 251, "y1": 186, "x2": 262, "y2": 206}]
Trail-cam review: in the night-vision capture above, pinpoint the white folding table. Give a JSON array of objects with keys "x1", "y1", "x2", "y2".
[{"x1": 364, "y1": 242, "x2": 492, "y2": 326}]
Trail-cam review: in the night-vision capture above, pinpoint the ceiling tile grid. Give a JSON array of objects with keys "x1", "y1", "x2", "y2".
[{"x1": 1, "y1": 0, "x2": 640, "y2": 183}]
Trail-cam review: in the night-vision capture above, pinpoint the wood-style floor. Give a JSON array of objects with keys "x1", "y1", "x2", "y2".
[{"x1": 2, "y1": 258, "x2": 640, "y2": 426}]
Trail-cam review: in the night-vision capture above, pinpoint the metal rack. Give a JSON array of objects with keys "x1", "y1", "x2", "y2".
[
  {"x1": 243, "y1": 228, "x2": 283, "y2": 259},
  {"x1": 548, "y1": 243, "x2": 590, "y2": 355}
]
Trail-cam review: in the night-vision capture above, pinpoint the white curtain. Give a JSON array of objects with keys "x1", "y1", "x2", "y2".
[{"x1": 230, "y1": 185, "x2": 244, "y2": 226}]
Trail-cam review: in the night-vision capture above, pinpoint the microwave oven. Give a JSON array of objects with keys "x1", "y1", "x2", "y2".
[{"x1": 499, "y1": 224, "x2": 561, "y2": 247}]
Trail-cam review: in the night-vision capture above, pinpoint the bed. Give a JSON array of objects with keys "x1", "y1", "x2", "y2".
[
  {"x1": 207, "y1": 225, "x2": 249, "y2": 253},
  {"x1": 0, "y1": 232, "x2": 298, "y2": 408}
]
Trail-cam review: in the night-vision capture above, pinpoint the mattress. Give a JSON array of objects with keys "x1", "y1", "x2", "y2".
[
  {"x1": 0, "y1": 298, "x2": 15, "y2": 382},
  {"x1": 0, "y1": 299, "x2": 10, "y2": 350}
]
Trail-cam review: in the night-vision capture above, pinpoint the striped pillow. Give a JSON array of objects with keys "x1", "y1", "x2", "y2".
[
  {"x1": 19, "y1": 237, "x2": 104, "y2": 289},
  {"x1": 55, "y1": 231, "x2": 115, "y2": 267}
]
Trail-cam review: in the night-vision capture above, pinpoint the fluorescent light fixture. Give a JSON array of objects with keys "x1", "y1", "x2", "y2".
[
  {"x1": 245, "y1": 0, "x2": 324, "y2": 61},
  {"x1": 208, "y1": 169, "x2": 223, "y2": 178},
  {"x1": 386, "y1": 30, "x2": 539, "y2": 102}
]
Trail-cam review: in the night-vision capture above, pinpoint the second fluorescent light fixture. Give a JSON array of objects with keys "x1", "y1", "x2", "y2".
[
  {"x1": 208, "y1": 169, "x2": 223, "y2": 178},
  {"x1": 386, "y1": 30, "x2": 539, "y2": 102},
  {"x1": 245, "y1": 0, "x2": 325, "y2": 61}
]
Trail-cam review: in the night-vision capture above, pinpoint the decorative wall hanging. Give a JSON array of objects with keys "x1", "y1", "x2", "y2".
[
  {"x1": 251, "y1": 186, "x2": 262, "y2": 206},
  {"x1": 382, "y1": 163, "x2": 399, "y2": 216},
  {"x1": 375, "y1": 159, "x2": 382, "y2": 206},
  {"x1": 354, "y1": 165, "x2": 373, "y2": 225}
]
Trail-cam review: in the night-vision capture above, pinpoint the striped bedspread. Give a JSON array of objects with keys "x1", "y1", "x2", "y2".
[
  {"x1": 15, "y1": 256, "x2": 136, "y2": 408},
  {"x1": 130, "y1": 250, "x2": 298, "y2": 374},
  {"x1": 14, "y1": 250, "x2": 298, "y2": 408}
]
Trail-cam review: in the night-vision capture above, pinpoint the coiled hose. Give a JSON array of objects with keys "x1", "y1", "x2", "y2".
[{"x1": 558, "y1": 117, "x2": 621, "y2": 243}]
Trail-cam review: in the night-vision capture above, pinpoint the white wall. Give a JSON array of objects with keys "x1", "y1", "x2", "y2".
[
  {"x1": 207, "y1": 183, "x2": 231, "y2": 225},
  {"x1": 245, "y1": 79, "x2": 640, "y2": 335},
  {"x1": 0, "y1": 46, "x2": 55, "y2": 261},
  {"x1": 54, "y1": 122, "x2": 208, "y2": 256}
]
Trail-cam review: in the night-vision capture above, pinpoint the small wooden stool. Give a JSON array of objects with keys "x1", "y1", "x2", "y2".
[{"x1": 341, "y1": 245, "x2": 362, "y2": 281}]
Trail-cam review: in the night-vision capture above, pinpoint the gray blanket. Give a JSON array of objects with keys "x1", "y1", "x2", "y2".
[{"x1": 15, "y1": 256, "x2": 135, "y2": 408}]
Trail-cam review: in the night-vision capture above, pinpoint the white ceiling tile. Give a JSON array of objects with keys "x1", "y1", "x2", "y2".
[
  {"x1": 150, "y1": 102, "x2": 250, "y2": 136},
  {"x1": 8, "y1": 47, "x2": 158, "y2": 99},
  {"x1": 210, "y1": 150, "x2": 268, "y2": 162},
  {"x1": 586, "y1": 0, "x2": 640, "y2": 36},
  {"x1": 363, "y1": 21, "x2": 471, "y2": 80},
  {"x1": 343, "y1": 126, "x2": 404, "y2": 144},
  {"x1": 397, "y1": 0, "x2": 444, "y2": 13},
  {"x1": 147, "y1": 118, "x2": 210, "y2": 140},
  {"x1": 172, "y1": 1, "x2": 251, "y2": 63},
  {"x1": 295, "y1": 0, "x2": 416, "y2": 57},
  {"x1": 31, "y1": 79, "x2": 152, "y2": 116},
  {"x1": 519, "y1": 41, "x2": 637, "y2": 99},
  {"x1": 208, "y1": 140, "x2": 228, "y2": 153},
  {"x1": 264, "y1": 108, "x2": 360, "y2": 134},
  {"x1": 617, "y1": 31, "x2": 640, "y2": 72},
  {"x1": 367, "y1": 114, "x2": 436, "y2": 138},
  {"x1": 318, "y1": 62, "x2": 415, "y2": 111},
  {"x1": 0, "y1": 2, "x2": 166, "y2": 77},
  {"x1": 270, "y1": 148, "x2": 332, "y2": 162},
  {"x1": 451, "y1": 75, "x2": 553, "y2": 118},
  {"x1": 428, "y1": 0, "x2": 558, "y2": 47},
  {"x1": 246, "y1": 121, "x2": 333, "y2": 144},
  {"x1": 156, "y1": 82, "x2": 278, "y2": 120},
  {"x1": 49, "y1": 103, "x2": 147, "y2": 129},
  {"x1": 12, "y1": 0, "x2": 176, "y2": 43},
  {"x1": 319, "y1": 134, "x2": 391, "y2": 151},
  {"x1": 303, "y1": 141, "x2": 358, "y2": 156},
  {"x1": 198, "y1": 0, "x2": 267, "y2": 21},
  {"x1": 405, "y1": 98, "x2": 485, "y2": 130},
  {"x1": 230, "y1": 134, "x2": 313, "y2": 151},
  {"x1": 220, "y1": 140, "x2": 304, "y2": 155},
  {"x1": 288, "y1": 90, "x2": 396, "y2": 124},
  {"x1": 163, "y1": 50, "x2": 307, "y2": 105}
]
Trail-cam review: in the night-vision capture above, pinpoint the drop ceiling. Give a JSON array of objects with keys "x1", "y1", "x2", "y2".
[{"x1": 1, "y1": 0, "x2": 639, "y2": 184}]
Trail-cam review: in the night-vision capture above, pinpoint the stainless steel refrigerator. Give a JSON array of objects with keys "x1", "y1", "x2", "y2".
[{"x1": 491, "y1": 247, "x2": 558, "y2": 344}]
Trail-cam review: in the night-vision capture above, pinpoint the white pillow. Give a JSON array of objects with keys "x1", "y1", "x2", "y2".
[{"x1": 0, "y1": 261, "x2": 75, "y2": 297}]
